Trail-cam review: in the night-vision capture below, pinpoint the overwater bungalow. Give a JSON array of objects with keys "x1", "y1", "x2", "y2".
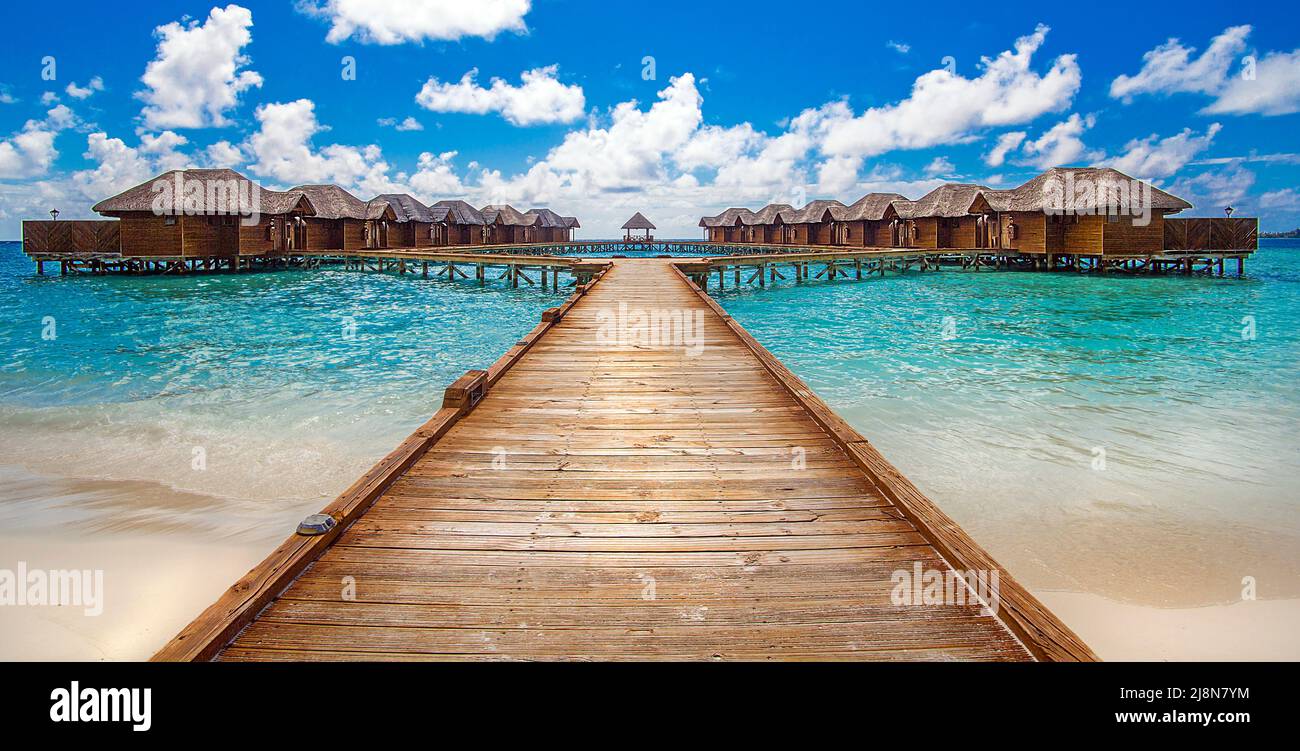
[
  {"x1": 891, "y1": 184, "x2": 991, "y2": 250},
  {"x1": 742, "y1": 204, "x2": 795, "y2": 244},
  {"x1": 92, "y1": 168, "x2": 316, "y2": 257},
  {"x1": 699, "y1": 208, "x2": 754, "y2": 243},
  {"x1": 290, "y1": 184, "x2": 396, "y2": 251},
  {"x1": 480, "y1": 204, "x2": 534, "y2": 245},
  {"x1": 524, "y1": 208, "x2": 570, "y2": 243},
  {"x1": 562, "y1": 216, "x2": 581, "y2": 240},
  {"x1": 839, "y1": 193, "x2": 907, "y2": 247},
  {"x1": 786, "y1": 200, "x2": 848, "y2": 246},
  {"x1": 372, "y1": 193, "x2": 449, "y2": 248},
  {"x1": 432, "y1": 200, "x2": 486, "y2": 245},
  {"x1": 967, "y1": 167, "x2": 1192, "y2": 256}
]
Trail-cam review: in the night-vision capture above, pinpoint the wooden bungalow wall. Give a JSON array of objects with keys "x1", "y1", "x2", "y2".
[{"x1": 118, "y1": 215, "x2": 183, "y2": 257}]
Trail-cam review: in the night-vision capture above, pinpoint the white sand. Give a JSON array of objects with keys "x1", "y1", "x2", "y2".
[{"x1": 1039, "y1": 590, "x2": 1300, "y2": 661}]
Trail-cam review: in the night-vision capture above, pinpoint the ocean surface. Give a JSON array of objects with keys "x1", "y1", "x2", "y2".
[{"x1": 1, "y1": 240, "x2": 1296, "y2": 660}]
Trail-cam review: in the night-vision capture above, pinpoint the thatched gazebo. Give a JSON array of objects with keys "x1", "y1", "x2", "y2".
[{"x1": 621, "y1": 212, "x2": 656, "y2": 241}]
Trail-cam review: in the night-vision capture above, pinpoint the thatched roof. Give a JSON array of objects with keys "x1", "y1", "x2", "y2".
[
  {"x1": 92, "y1": 169, "x2": 315, "y2": 216},
  {"x1": 971, "y1": 167, "x2": 1192, "y2": 214},
  {"x1": 621, "y1": 212, "x2": 656, "y2": 230},
  {"x1": 481, "y1": 204, "x2": 533, "y2": 226},
  {"x1": 786, "y1": 199, "x2": 848, "y2": 225},
  {"x1": 524, "y1": 208, "x2": 567, "y2": 228},
  {"x1": 840, "y1": 193, "x2": 908, "y2": 222},
  {"x1": 741, "y1": 204, "x2": 794, "y2": 225},
  {"x1": 562, "y1": 216, "x2": 581, "y2": 229},
  {"x1": 892, "y1": 184, "x2": 990, "y2": 219},
  {"x1": 372, "y1": 193, "x2": 440, "y2": 223},
  {"x1": 432, "y1": 200, "x2": 485, "y2": 225},
  {"x1": 289, "y1": 185, "x2": 375, "y2": 220},
  {"x1": 698, "y1": 207, "x2": 755, "y2": 228}
]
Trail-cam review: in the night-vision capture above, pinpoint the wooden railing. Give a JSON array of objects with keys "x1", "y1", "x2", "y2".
[
  {"x1": 1164, "y1": 217, "x2": 1258, "y2": 251},
  {"x1": 21, "y1": 220, "x2": 121, "y2": 256}
]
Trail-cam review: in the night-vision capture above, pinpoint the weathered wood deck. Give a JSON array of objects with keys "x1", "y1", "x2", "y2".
[{"x1": 156, "y1": 258, "x2": 1095, "y2": 662}]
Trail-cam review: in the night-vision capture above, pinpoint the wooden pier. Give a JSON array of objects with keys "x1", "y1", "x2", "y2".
[{"x1": 156, "y1": 257, "x2": 1095, "y2": 662}]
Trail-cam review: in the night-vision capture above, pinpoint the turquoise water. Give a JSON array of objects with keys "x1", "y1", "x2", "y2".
[
  {"x1": 0, "y1": 243, "x2": 565, "y2": 538},
  {"x1": 716, "y1": 241, "x2": 1300, "y2": 606}
]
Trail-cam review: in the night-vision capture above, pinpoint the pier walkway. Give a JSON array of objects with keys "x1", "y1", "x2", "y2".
[{"x1": 155, "y1": 258, "x2": 1095, "y2": 662}]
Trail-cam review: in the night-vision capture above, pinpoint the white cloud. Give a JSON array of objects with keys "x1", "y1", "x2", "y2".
[
  {"x1": 0, "y1": 105, "x2": 76, "y2": 179},
  {"x1": 1111, "y1": 26, "x2": 1300, "y2": 117},
  {"x1": 984, "y1": 131, "x2": 1026, "y2": 166},
  {"x1": 818, "y1": 25, "x2": 1080, "y2": 169},
  {"x1": 924, "y1": 156, "x2": 955, "y2": 176},
  {"x1": 378, "y1": 116, "x2": 424, "y2": 132},
  {"x1": 300, "y1": 0, "x2": 530, "y2": 45},
  {"x1": 1101, "y1": 123, "x2": 1222, "y2": 179},
  {"x1": 409, "y1": 151, "x2": 466, "y2": 196},
  {"x1": 1019, "y1": 113, "x2": 1099, "y2": 169},
  {"x1": 1259, "y1": 188, "x2": 1300, "y2": 211},
  {"x1": 1166, "y1": 165, "x2": 1256, "y2": 213},
  {"x1": 138, "y1": 4, "x2": 263, "y2": 130},
  {"x1": 1110, "y1": 25, "x2": 1250, "y2": 101},
  {"x1": 40, "y1": 92, "x2": 60, "y2": 105},
  {"x1": 65, "y1": 77, "x2": 105, "y2": 100},
  {"x1": 887, "y1": 40, "x2": 911, "y2": 54},
  {"x1": 416, "y1": 66, "x2": 585, "y2": 126},
  {"x1": 205, "y1": 140, "x2": 246, "y2": 167},
  {"x1": 1205, "y1": 50, "x2": 1300, "y2": 116},
  {"x1": 246, "y1": 99, "x2": 402, "y2": 196},
  {"x1": 70, "y1": 133, "x2": 166, "y2": 200}
]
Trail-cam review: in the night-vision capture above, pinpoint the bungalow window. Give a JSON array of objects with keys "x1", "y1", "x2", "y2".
[
  {"x1": 1007, "y1": 221, "x2": 1018, "y2": 240},
  {"x1": 1107, "y1": 212, "x2": 1120, "y2": 223},
  {"x1": 164, "y1": 215, "x2": 177, "y2": 226}
]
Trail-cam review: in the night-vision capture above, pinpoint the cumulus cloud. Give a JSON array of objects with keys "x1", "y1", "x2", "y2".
[
  {"x1": 246, "y1": 99, "x2": 402, "y2": 196},
  {"x1": 1101, "y1": 123, "x2": 1222, "y2": 179},
  {"x1": 1111, "y1": 26, "x2": 1300, "y2": 117},
  {"x1": 65, "y1": 77, "x2": 104, "y2": 100},
  {"x1": 378, "y1": 116, "x2": 425, "y2": 132},
  {"x1": 138, "y1": 4, "x2": 263, "y2": 130},
  {"x1": 1018, "y1": 113, "x2": 1099, "y2": 168},
  {"x1": 416, "y1": 66, "x2": 585, "y2": 126},
  {"x1": 300, "y1": 0, "x2": 530, "y2": 45},
  {"x1": 924, "y1": 156, "x2": 955, "y2": 176},
  {"x1": 816, "y1": 24, "x2": 1080, "y2": 175},
  {"x1": 0, "y1": 105, "x2": 76, "y2": 179},
  {"x1": 1205, "y1": 50, "x2": 1300, "y2": 116},
  {"x1": 1166, "y1": 164, "x2": 1256, "y2": 213},
  {"x1": 984, "y1": 131, "x2": 1026, "y2": 166},
  {"x1": 1110, "y1": 25, "x2": 1250, "y2": 101},
  {"x1": 887, "y1": 40, "x2": 911, "y2": 54}
]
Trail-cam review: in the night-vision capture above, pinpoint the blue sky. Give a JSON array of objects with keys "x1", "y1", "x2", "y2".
[{"x1": 0, "y1": 0, "x2": 1297, "y2": 238}]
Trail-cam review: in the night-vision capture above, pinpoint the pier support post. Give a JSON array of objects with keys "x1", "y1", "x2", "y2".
[{"x1": 37, "y1": 261, "x2": 44, "y2": 276}]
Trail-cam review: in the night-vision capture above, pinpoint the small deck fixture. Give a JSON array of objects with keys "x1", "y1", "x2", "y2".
[
  {"x1": 621, "y1": 212, "x2": 656, "y2": 241},
  {"x1": 296, "y1": 514, "x2": 337, "y2": 536}
]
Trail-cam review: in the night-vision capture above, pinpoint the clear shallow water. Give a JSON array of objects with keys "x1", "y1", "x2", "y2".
[
  {"x1": 717, "y1": 242, "x2": 1300, "y2": 608},
  {"x1": 0, "y1": 243, "x2": 565, "y2": 540}
]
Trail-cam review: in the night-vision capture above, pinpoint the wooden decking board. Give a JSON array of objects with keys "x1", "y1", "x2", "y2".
[{"x1": 159, "y1": 257, "x2": 1093, "y2": 662}]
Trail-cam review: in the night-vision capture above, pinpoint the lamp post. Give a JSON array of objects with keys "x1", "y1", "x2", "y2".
[
  {"x1": 49, "y1": 209, "x2": 60, "y2": 221},
  {"x1": 1225, "y1": 206, "x2": 1235, "y2": 217}
]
